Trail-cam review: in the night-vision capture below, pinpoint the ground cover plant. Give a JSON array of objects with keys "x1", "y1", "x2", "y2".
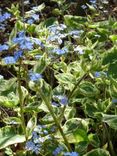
[{"x1": 0, "y1": 0, "x2": 117, "y2": 155}]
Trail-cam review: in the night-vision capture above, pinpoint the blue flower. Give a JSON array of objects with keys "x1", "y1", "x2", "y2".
[
  {"x1": 60, "y1": 96, "x2": 68, "y2": 105},
  {"x1": 25, "y1": 141, "x2": 40, "y2": 154},
  {"x1": 56, "y1": 95, "x2": 68, "y2": 105},
  {"x1": 31, "y1": 14, "x2": 39, "y2": 21},
  {"x1": 32, "y1": 131, "x2": 39, "y2": 140},
  {"x1": 90, "y1": 0, "x2": 96, "y2": 4},
  {"x1": 20, "y1": 40, "x2": 33, "y2": 50},
  {"x1": 3, "y1": 12, "x2": 11, "y2": 19},
  {"x1": 69, "y1": 30, "x2": 83, "y2": 35},
  {"x1": 0, "y1": 12, "x2": 11, "y2": 22},
  {"x1": 64, "y1": 152, "x2": 79, "y2": 156},
  {"x1": 13, "y1": 31, "x2": 34, "y2": 50},
  {"x1": 13, "y1": 35, "x2": 33, "y2": 50},
  {"x1": 94, "y1": 72, "x2": 101, "y2": 78},
  {"x1": 14, "y1": 50, "x2": 23, "y2": 61},
  {"x1": 29, "y1": 72, "x2": 42, "y2": 81},
  {"x1": 48, "y1": 24, "x2": 66, "y2": 33},
  {"x1": 0, "y1": 44, "x2": 9, "y2": 51},
  {"x1": 27, "y1": 18, "x2": 34, "y2": 24},
  {"x1": 47, "y1": 35, "x2": 63, "y2": 44},
  {"x1": 52, "y1": 47, "x2": 68, "y2": 55},
  {"x1": 26, "y1": 141, "x2": 35, "y2": 151},
  {"x1": 81, "y1": 5, "x2": 87, "y2": 9},
  {"x1": 32, "y1": 38, "x2": 44, "y2": 47},
  {"x1": 52, "y1": 102, "x2": 59, "y2": 107},
  {"x1": 3, "y1": 56, "x2": 16, "y2": 64},
  {"x1": 32, "y1": 144, "x2": 40, "y2": 155},
  {"x1": 53, "y1": 145, "x2": 64, "y2": 156}
]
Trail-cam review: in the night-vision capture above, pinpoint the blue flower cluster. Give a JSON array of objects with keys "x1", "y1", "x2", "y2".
[
  {"x1": 53, "y1": 145, "x2": 79, "y2": 156},
  {"x1": 0, "y1": 11, "x2": 11, "y2": 31},
  {"x1": 27, "y1": 13, "x2": 40, "y2": 24},
  {"x1": 47, "y1": 24, "x2": 67, "y2": 45},
  {"x1": 3, "y1": 50, "x2": 23, "y2": 65},
  {"x1": 0, "y1": 44, "x2": 9, "y2": 51},
  {"x1": 0, "y1": 12, "x2": 11, "y2": 22},
  {"x1": 53, "y1": 145, "x2": 64, "y2": 156},
  {"x1": 52, "y1": 47, "x2": 68, "y2": 55},
  {"x1": 26, "y1": 125, "x2": 49, "y2": 154},
  {"x1": 64, "y1": 152, "x2": 79, "y2": 156},
  {"x1": 12, "y1": 31, "x2": 44, "y2": 50},
  {"x1": 29, "y1": 72, "x2": 42, "y2": 81}
]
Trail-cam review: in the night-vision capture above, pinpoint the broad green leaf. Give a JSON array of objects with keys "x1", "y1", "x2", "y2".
[
  {"x1": 0, "y1": 78, "x2": 16, "y2": 94},
  {"x1": 63, "y1": 118, "x2": 88, "y2": 134},
  {"x1": 103, "y1": 48, "x2": 117, "y2": 65},
  {"x1": 55, "y1": 73, "x2": 76, "y2": 91},
  {"x1": 79, "y1": 82, "x2": 99, "y2": 97},
  {"x1": 83, "y1": 148, "x2": 110, "y2": 156},
  {"x1": 88, "y1": 133, "x2": 100, "y2": 148},
  {"x1": 73, "y1": 129, "x2": 88, "y2": 143},
  {"x1": 109, "y1": 35, "x2": 117, "y2": 42},
  {"x1": 3, "y1": 117, "x2": 21, "y2": 125},
  {"x1": 42, "y1": 17, "x2": 57, "y2": 27},
  {"x1": 107, "y1": 62, "x2": 117, "y2": 78},
  {"x1": 26, "y1": 116, "x2": 37, "y2": 138},
  {"x1": 0, "y1": 93, "x2": 19, "y2": 108},
  {"x1": 0, "y1": 126, "x2": 25, "y2": 149},
  {"x1": 39, "y1": 79, "x2": 52, "y2": 101},
  {"x1": 64, "y1": 15, "x2": 87, "y2": 29},
  {"x1": 102, "y1": 114, "x2": 117, "y2": 130},
  {"x1": 64, "y1": 106, "x2": 76, "y2": 120},
  {"x1": 33, "y1": 53, "x2": 50, "y2": 73}
]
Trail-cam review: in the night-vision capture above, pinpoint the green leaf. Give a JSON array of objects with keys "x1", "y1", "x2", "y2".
[
  {"x1": 0, "y1": 126, "x2": 25, "y2": 149},
  {"x1": 73, "y1": 129, "x2": 88, "y2": 143},
  {"x1": 64, "y1": 15, "x2": 87, "y2": 29},
  {"x1": 88, "y1": 133, "x2": 100, "y2": 148},
  {"x1": 83, "y1": 148, "x2": 110, "y2": 156},
  {"x1": 63, "y1": 118, "x2": 88, "y2": 134},
  {"x1": 102, "y1": 48, "x2": 117, "y2": 65},
  {"x1": 26, "y1": 116, "x2": 37, "y2": 138},
  {"x1": 0, "y1": 93, "x2": 19, "y2": 108},
  {"x1": 33, "y1": 53, "x2": 50, "y2": 73},
  {"x1": 42, "y1": 17, "x2": 57, "y2": 27},
  {"x1": 55, "y1": 73, "x2": 76, "y2": 91},
  {"x1": 79, "y1": 82, "x2": 99, "y2": 97},
  {"x1": 0, "y1": 78, "x2": 16, "y2": 94},
  {"x1": 64, "y1": 106, "x2": 76, "y2": 120},
  {"x1": 109, "y1": 35, "x2": 117, "y2": 42},
  {"x1": 107, "y1": 62, "x2": 117, "y2": 78},
  {"x1": 40, "y1": 79, "x2": 52, "y2": 101},
  {"x1": 3, "y1": 117, "x2": 21, "y2": 125},
  {"x1": 102, "y1": 114, "x2": 117, "y2": 130}
]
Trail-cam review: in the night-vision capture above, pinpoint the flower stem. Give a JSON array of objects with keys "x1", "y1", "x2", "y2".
[
  {"x1": 18, "y1": 60, "x2": 26, "y2": 139},
  {"x1": 38, "y1": 87, "x2": 72, "y2": 152}
]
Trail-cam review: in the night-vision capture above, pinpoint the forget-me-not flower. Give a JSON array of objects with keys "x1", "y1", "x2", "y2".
[
  {"x1": 53, "y1": 145, "x2": 64, "y2": 156},
  {"x1": 52, "y1": 47, "x2": 68, "y2": 55},
  {"x1": 3, "y1": 56, "x2": 16, "y2": 64},
  {"x1": 55, "y1": 95, "x2": 68, "y2": 105},
  {"x1": 64, "y1": 152, "x2": 79, "y2": 156},
  {"x1": 0, "y1": 44, "x2": 9, "y2": 51},
  {"x1": 29, "y1": 72, "x2": 42, "y2": 81}
]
